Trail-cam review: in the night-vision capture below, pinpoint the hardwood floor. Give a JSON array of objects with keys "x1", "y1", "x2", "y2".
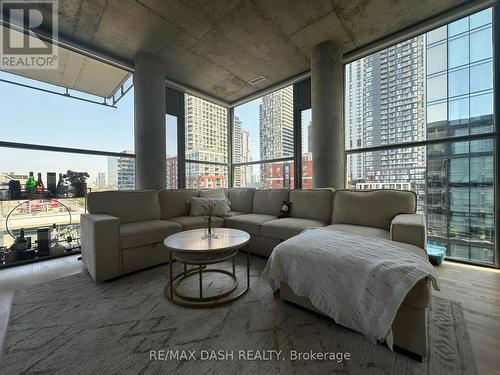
[
  {"x1": 433, "y1": 262, "x2": 500, "y2": 375},
  {"x1": 0, "y1": 257, "x2": 498, "y2": 374}
]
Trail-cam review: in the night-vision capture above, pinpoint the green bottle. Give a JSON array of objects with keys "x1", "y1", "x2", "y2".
[{"x1": 25, "y1": 172, "x2": 37, "y2": 193}]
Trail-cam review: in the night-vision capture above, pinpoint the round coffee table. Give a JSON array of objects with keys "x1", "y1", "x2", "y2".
[{"x1": 163, "y1": 228, "x2": 250, "y2": 308}]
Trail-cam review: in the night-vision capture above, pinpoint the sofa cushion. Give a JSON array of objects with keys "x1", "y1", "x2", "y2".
[
  {"x1": 331, "y1": 189, "x2": 417, "y2": 229},
  {"x1": 227, "y1": 188, "x2": 255, "y2": 213},
  {"x1": 88, "y1": 190, "x2": 161, "y2": 224},
  {"x1": 224, "y1": 214, "x2": 277, "y2": 235},
  {"x1": 326, "y1": 224, "x2": 390, "y2": 240},
  {"x1": 120, "y1": 220, "x2": 181, "y2": 249},
  {"x1": 199, "y1": 188, "x2": 227, "y2": 199},
  {"x1": 252, "y1": 189, "x2": 289, "y2": 215},
  {"x1": 262, "y1": 218, "x2": 327, "y2": 240},
  {"x1": 158, "y1": 189, "x2": 199, "y2": 219},
  {"x1": 227, "y1": 210, "x2": 245, "y2": 217},
  {"x1": 290, "y1": 189, "x2": 333, "y2": 222},
  {"x1": 169, "y1": 216, "x2": 224, "y2": 230}
]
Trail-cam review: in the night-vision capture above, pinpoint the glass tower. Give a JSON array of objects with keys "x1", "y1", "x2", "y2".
[{"x1": 425, "y1": 8, "x2": 495, "y2": 263}]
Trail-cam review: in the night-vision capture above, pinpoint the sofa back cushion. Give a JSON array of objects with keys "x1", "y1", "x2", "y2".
[
  {"x1": 228, "y1": 188, "x2": 255, "y2": 213},
  {"x1": 158, "y1": 189, "x2": 199, "y2": 219},
  {"x1": 87, "y1": 190, "x2": 161, "y2": 224},
  {"x1": 199, "y1": 188, "x2": 227, "y2": 199},
  {"x1": 252, "y1": 189, "x2": 290, "y2": 216},
  {"x1": 290, "y1": 189, "x2": 333, "y2": 222},
  {"x1": 331, "y1": 189, "x2": 417, "y2": 229}
]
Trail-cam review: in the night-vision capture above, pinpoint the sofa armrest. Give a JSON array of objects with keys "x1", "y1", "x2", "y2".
[
  {"x1": 390, "y1": 214, "x2": 426, "y2": 249},
  {"x1": 80, "y1": 213, "x2": 120, "y2": 282}
]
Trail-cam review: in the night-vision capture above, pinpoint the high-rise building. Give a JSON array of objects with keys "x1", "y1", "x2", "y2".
[
  {"x1": 166, "y1": 156, "x2": 178, "y2": 189},
  {"x1": 107, "y1": 151, "x2": 135, "y2": 190},
  {"x1": 259, "y1": 86, "x2": 294, "y2": 160},
  {"x1": 95, "y1": 173, "x2": 106, "y2": 190},
  {"x1": 233, "y1": 116, "x2": 243, "y2": 186},
  {"x1": 185, "y1": 95, "x2": 228, "y2": 188},
  {"x1": 259, "y1": 86, "x2": 294, "y2": 188},
  {"x1": 346, "y1": 37, "x2": 426, "y2": 205},
  {"x1": 425, "y1": 9, "x2": 495, "y2": 263}
]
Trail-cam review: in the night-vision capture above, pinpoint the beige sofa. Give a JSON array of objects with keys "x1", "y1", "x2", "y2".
[{"x1": 81, "y1": 187, "x2": 430, "y2": 358}]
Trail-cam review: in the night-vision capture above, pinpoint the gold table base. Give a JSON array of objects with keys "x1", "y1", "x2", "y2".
[{"x1": 165, "y1": 245, "x2": 250, "y2": 308}]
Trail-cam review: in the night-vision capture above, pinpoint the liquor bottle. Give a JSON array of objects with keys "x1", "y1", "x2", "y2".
[
  {"x1": 50, "y1": 223, "x2": 58, "y2": 245},
  {"x1": 56, "y1": 173, "x2": 67, "y2": 197},
  {"x1": 25, "y1": 172, "x2": 36, "y2": 193},
  {"x1": 36, "y1": 173, "x2": 45, "y2": 194},
  {"x1": 15, "y1": 228, "x2": 28, "y2": 252}
]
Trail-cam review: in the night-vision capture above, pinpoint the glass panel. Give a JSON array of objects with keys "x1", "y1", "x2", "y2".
[
  {"x1": 427, "y1": 74, "x2": 447, "y2": 102},
  {"x1": 301, "y1": 109, "x2": 313, "y2": 189},
  {"x1": 166, "y1": 114, "x2": 178, "y2": 189},
  {"x1": 470, "y1": 62, "x2": 493, "y2": 93},
  {"x1": 470, "y1": 28, "x2": 492, "y2": 62},
  {"x1": 0, "y1": 148, "x2": 134, "y2": 249},
  {"x1": 448, "y1": 98, "x2": 469, "y2": 125},
  {"x1": 185, "y1": 163, "x2": 228, "y2": 189},
  {"x1": 448, "y1": 68, "x2": 469, "y2": 97},
  {"x1": 448, "y1": 18, "x2": 468, "y2": 36},
  {"x1": 448, "y1": 35, "x2": 469, "y2": 68},
  {"x1": 470, "y1": 8, "x2": 492, "y2": 29},
  {"x1": 185, "y1": 94, "x2": 227, "y2": 164},
  {"x1": 0, "y1": 72, "x2": 134, "y2": 153},
  {"x1": 233, "y1": 86, "x2": 294, "y2": 165},
  {"x1": 347, "y1": 139, "x2": 495, "y2": 265},
  {"x1": 426, "y1": 26, "x2": 447, "y2": 44},
  {"x1": 233, "y1": 161, "x2": 295, "y2": 189},
  {"x1": 426, "y1": 43, "x2": 447, "y2": 74},
  {"x1": 470, "y1": 92, "x2": 493, "y2": 120}
]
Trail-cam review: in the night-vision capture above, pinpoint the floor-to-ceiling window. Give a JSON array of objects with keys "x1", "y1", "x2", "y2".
[
  {"x1": 345, "y1": 7, "x2": 496, "y2": 266},
  {"x1": 184, "y1": 94, "x2": 228, "y2": 189},
  {"x1": 232, "y1": 86, "x2": 295, "y2": 189}
]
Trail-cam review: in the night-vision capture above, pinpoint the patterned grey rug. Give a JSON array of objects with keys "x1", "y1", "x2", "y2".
[{"x1": 1, "y1": 255, "x2": 476, "y2": 375}]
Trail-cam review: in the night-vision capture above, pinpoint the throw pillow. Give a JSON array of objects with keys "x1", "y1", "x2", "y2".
[{"x1": 190, "y1": 197, "x2": 230, "y2": 217}]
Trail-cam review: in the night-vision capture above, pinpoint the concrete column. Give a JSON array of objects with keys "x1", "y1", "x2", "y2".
[
  {"x1": 134, "y1": 53, "x2": 166, "y2": 190},
  {"x1": 311, "y1": 41, "x2": 344, "y2": 189}
]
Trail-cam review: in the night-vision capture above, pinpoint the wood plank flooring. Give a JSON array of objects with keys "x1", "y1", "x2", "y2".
[{"x1": 0, "y1": 257, "x2": 498, "y2": 374}]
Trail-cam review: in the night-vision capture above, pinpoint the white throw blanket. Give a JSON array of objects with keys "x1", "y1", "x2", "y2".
[{"x1": 261, "y1": 228, "x2": 440, "y2": 348}]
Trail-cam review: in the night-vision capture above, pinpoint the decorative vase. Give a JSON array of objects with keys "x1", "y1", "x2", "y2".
[{"x1": 203, "y1": 215, "x2": 217, "y2": 238}]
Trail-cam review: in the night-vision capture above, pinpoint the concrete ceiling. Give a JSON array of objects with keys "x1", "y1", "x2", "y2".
[
  {"x1": 18, "y1": 0, "x2": 473, "y2": 103},
  {"x1": 0, "y1": 26, "x2": 130, "y2": 98}
]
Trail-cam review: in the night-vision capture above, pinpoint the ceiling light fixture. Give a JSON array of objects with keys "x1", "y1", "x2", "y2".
[{"x1": 247, "y1": 76, "x2": 266, "y2": 85}]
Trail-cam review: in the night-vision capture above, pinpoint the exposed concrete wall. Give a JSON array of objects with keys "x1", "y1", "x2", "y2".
[
  {"x1": 311, "y1": 41, "x2": 344, "y2": 189},
  {"x1": 134, "y1": 53, "x2": 166, "y2": 190}
]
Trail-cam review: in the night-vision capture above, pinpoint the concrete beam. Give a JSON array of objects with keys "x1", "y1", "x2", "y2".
[
  {"x1": 134, "y1": 52, "x2": 166, "y2": 190},
  {"x1": 311, "y1": 41, "x2": 344, "y2": 189}
]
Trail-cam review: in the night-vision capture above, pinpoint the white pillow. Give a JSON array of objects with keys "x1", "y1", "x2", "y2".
[{"x1": 190, "y1": 197, "x2": 230, "y2": 217}]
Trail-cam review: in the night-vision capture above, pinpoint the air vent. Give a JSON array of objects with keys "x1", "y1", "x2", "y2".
[{"x1": 247, "y1": 76, "x2": 266, "y2": 85}]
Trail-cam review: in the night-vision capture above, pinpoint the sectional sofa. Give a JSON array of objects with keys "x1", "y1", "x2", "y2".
[{"x1": 81, "y1": 187, "x2": 430, "y2": 358}]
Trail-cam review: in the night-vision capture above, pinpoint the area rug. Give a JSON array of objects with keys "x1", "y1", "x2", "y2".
[{"x1": 0, "y1": 256, "x2": 476, "y2": 375}]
